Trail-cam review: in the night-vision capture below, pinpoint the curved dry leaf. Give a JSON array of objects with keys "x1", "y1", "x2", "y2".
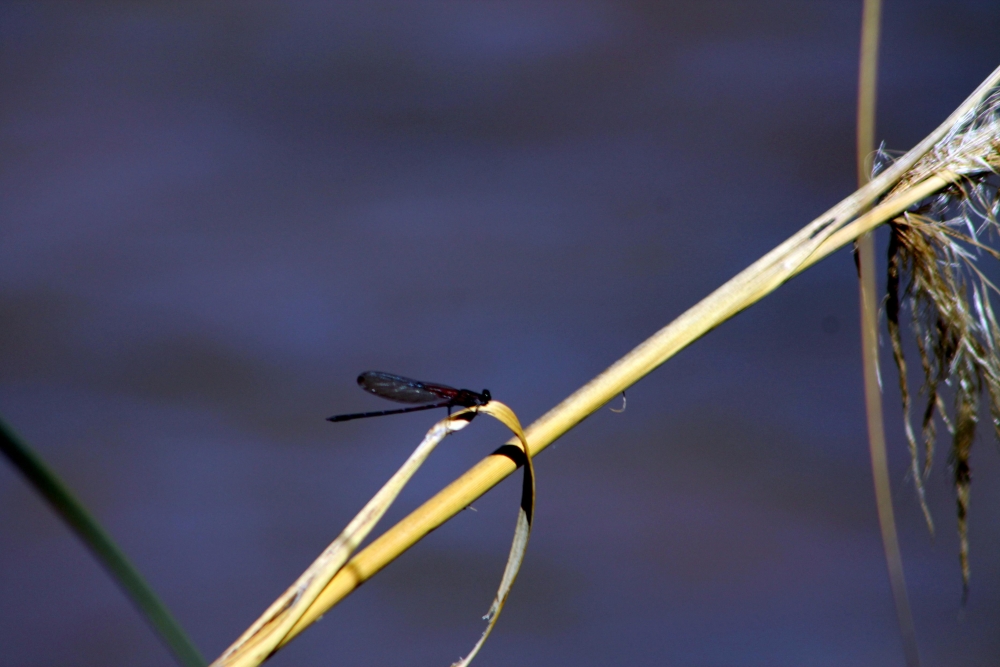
[{"x1": 451, "y1": 400, "x2": 534, "y2": 667}]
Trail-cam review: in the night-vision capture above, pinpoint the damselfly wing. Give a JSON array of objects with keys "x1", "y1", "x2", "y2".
[{"x1": 327, "y1": 371, "x2": 491, "y2": 422}]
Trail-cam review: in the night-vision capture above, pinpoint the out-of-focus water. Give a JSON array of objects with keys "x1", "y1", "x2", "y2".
[{"x1": 2, "y1": 3, "x2": 999, "y2": 665}]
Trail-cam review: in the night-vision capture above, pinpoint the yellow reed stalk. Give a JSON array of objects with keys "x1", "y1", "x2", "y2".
[{"x1": 277, "y1": 63, "x2": 1000, "y2": 648}]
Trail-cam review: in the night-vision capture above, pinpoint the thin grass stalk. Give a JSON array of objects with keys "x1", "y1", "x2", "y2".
[
  {"x1": 275, "y1": 64, "x2": 1000, "y2": 645},
  {"x1": 0, "y1": 417, "x2": 206, "y2": 667},
  {"x1": 854, "y1": 3, "x2": 920, "y2": 665}
]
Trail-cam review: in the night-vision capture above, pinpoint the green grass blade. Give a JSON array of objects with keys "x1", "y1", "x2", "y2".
[{"x1": 0, "y1": 416, "x2": 206, "y2": 667}]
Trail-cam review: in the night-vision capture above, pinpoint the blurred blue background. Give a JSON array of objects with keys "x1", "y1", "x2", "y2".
[{"x1": 2, "y1": 2, "x2": 999, "y2": 665}]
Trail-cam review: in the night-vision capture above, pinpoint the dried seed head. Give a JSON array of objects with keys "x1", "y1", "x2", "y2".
[{"x1": 884, "y1": 83, "x2": 1000, "y2": 594}]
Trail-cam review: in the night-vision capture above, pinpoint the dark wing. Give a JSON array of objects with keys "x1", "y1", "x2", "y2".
[{"x1": 357, "y1": 371, "x2": 459, "y2": 404}]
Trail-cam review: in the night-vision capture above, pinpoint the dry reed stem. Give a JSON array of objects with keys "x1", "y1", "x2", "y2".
[{"x1": 275, "y1": 64, "x2": 1000, "y2": 645}]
